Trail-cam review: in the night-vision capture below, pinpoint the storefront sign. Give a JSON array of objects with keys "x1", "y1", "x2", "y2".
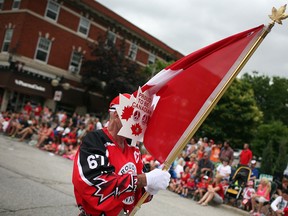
[
  {"x1": 54, "y1": 90, "x2": 62, "y2": 101},
  {"x1": 15, "y1": 79, "x2": 46, "y2": 92}
]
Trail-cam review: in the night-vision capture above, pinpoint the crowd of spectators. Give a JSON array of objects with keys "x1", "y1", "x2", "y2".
[
  {"x1": 142, "y1": 137, "x2": 288, "y2": 215},
  {"x1": 0, "y1": 102, "x2": 105, "y2": 161},
  {"x1": 1, "y1": 103, "x2": 287, "y2": 215}
]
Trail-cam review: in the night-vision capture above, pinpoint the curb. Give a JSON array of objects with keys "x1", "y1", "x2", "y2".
[{"x1": 221, "y1": 204, "x2": 250, "y2": 216}]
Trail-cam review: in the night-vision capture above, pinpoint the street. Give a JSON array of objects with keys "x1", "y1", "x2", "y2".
[{"x1": 0, "y1": 135, "x2": 247, "y2": 216}]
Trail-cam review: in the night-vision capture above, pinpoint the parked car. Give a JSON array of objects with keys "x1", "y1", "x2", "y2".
[{"x1": 233, "y1": 149, "x2": 242, "y2": 159}]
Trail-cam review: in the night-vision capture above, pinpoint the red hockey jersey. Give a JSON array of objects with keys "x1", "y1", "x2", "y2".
[{"x1": 72, "y1": 128, "x2": 150, "y2": 215}]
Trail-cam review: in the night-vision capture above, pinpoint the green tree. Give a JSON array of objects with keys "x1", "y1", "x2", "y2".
[
  {"x1": 252, "y1": 121, "x2": 288, "y2": 163},
  {"x1": 81, "y1": 36, "x2": 149, "y2": 111},
  {"x1": 197, "y1": 78, "x2": 263, "y2": 148},
  {"x1": 260, "y1": 141, "x2": 274, "y2": 175},
  {"x1": 274, "y1": 141, "x2": 288, "y2": 178},
  {"x1": 242, "y1": 72, "x2": 288, "y2": 125}
]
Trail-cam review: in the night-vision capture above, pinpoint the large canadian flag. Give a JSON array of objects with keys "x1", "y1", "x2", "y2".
[{"x1": 141, "y1": 25, "x2": 265, "y2": 164}]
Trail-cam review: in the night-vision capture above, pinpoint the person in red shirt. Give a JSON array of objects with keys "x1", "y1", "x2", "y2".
[
  {"x1": 72, "y1": 94, "x2": 170, "y2": 216},
  {"x1": 23, "y1": 101, "x2": 32, "y2": 115},
  {"x1": 193, "y1": 175, "x2": 210, "y2": 200},
  {"x1": 175, "y1": 165, "x2": 191, "y2": 195},
  {"x1": 33, "y1": 103, "x2": 42, "y2": 120},
  {"x1": 239, "y1": 143, "x2": 253, "y2": 166},
  {"x1": 197, "y1": 174, "x2": 225, "y2": 206}
]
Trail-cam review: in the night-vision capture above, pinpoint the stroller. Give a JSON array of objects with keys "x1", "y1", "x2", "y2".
[{"x1": 224, "y1": 166, "x2": 252, "y2": 205}]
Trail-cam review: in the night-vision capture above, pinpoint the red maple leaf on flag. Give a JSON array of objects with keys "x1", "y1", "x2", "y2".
[
  {"x1": 121, "y1": 106, "x2": 134, "y2": 121},
  {"x1": 131, "y1": 123, "x2": 142, "y2": 136}
]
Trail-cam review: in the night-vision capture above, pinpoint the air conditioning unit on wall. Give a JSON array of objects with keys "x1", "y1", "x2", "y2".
[{"x1": 69, "y1": 65, "x2": 78, "y2": 74}]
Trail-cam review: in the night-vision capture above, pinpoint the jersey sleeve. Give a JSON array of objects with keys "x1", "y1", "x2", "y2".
[{"x1": 72, "y1": 131, "x2": 139, "y2": 214}]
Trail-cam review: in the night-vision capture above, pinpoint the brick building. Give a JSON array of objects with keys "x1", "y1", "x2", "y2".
[{"x1": 0, "y1": 0, "x2": 183, "y2": 116}]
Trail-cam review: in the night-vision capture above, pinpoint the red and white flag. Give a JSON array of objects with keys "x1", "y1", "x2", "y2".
[{"x1": 141, "y1": 25, "x2": 265, "y2": 164}]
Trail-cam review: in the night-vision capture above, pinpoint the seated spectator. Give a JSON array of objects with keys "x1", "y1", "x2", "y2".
[
  {"x1": 175, "y1": 165, "x2": 191, "y2": 196},
  {"x1": 168, "y1": 177, "x2": 179, "y2": 192},
  {"x1": 53, "y1": 122, "x2": 65, "y2": 144},
  {"x1": 197, "y1": 145, "x2": 205, "y2": 161},
  {"x1": 36, "y1": 122, "x2": 54, "y2": 148},
  {"x1": 10, "y1": 114, "x2": 30, "y2": 137},
  {"x1": 271, "y1": 189, "x2": 288, "y2": 216},
  {"x1": 216, "y1": 157, "x2": 231, "y2": 182},
  {"x1": 249, "y1": 160, "x2": 260, "y2": 180},
  {"x1": 7, "y1": 113, "x2": 20, "y2": 136},
  {"x1": 197, "y1": 174, "x2": 224, "y2": 206},
  {"x1": 168, "y1": 160, "x2": 177, "y2": 180},
  {"x1": 86, "y1": 118, "x2": 95, "y2": 132},
  {"x1": 62, "y1": 142, "x2": 79, "y2": 160},
  {"x1": 142, "y1": 151, "x2": 156, "y2": 172},
  {"x1": 277, "y1": 176, "x2": 288, "y2": 196},
  {"x1": 193, "y1": 175, "x2": 210, "y2": 201},
  {"x1": 190, "y1": 160, "x2": 198, "y2": 179},
  {"x1": 76, "y1": 123, "x2": 86, "y2": 143},
  {"x1": 196, "y1": 152, "x2": 214, "y2": 179},
  {"x1": 0, "y1": 112, "x2": 10, "y2": 132},
  {"x1": 183, "y1": 177, "x2": 196, "y2": 198},
  {"x1": 186, "y1": 154, "x2": 197, "y2": 170},
  {"x1": 61, "y1": 126, "x2": 77, "y2": 153},
  {"x1": 250, "y1": 177, "x2": 271, "y2": 215},
  {"x1": 17, "y1": 118, "x2": 38, "y2": 142},
  {"x1": 186, "y1": 137, "x2": 198, "y2": 156},
  {"x1": 240, "y1": 180, "x2": 255, "y2": 211}
]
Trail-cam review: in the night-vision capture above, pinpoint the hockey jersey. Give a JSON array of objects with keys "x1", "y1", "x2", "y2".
[{"x1": 72, "y1": 128, "x2": 150, "y2": 215}]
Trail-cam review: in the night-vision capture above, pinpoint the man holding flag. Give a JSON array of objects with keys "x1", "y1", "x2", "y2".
[{"x1": 72, "y1": 94, "x2": 170, "y2": 216}]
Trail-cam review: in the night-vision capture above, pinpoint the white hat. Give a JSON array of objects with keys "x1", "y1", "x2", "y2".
[
  {"x1": 251, "y1": 160, "x2": 256, "y2": 164},
  {"x1": 203, "y1": 175, "x2": 209, "y2": 180}
]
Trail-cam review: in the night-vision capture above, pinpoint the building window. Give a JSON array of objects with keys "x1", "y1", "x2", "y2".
[
  {"x1": 69, "y1": 51, "x2": 82, "y2": 74},
  {"x1": 45, "y1": 1, "x2": 60, "y2": 21},
  {"x1": 148, "y1": 53, "x2": 156, "y2": 65},
  {"x1": 35, "y1": 37, "x2": 51, "y2": 62},
  {"x1": 78, "y1": 17, "x2": 90, "y2": 36},
  {"x1": 0, "y1": 0, "x2": 4, "y2": 10},
  {"x1": 128, "y1": 43, "x2": 138, "y2": 60},
  {"x1": 106, "y1": 31, "x2": 116, "y2": 47},
  {"x1": 12, "y1": 0, "x2": 20, "y2": 9},
  {"x1": 2, "y1": 29, "x2": 13, "y2": 52}
]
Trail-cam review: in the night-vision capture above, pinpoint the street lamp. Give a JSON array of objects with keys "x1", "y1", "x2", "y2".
[
  {"x1": 51, "y1": 76, "x2": 70, "y2": 90},
  {"x1": 51, "y1": 76, "x2": 70, "y2": 112}
]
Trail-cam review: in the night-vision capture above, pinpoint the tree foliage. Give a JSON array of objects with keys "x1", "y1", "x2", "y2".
[
  {"x1": 196, "y1": 78, "x2": 263, "y2": 148},
  {"x1": 260, "y1": 141, "x2": 274, "y2": 175},
  {"x1": 252, "y1": 120, "x2": 288, "y2": 159},
  {"x1": 81, "y1": 36, "x2": 149, "y2": 109},
  {"x1": 242, "y1": 72, "x2": 288, "y2": 125}
]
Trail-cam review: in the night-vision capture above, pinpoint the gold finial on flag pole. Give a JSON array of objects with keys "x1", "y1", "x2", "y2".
[{"x1": 269, "y1": 4, "x2": 288, "y2": 24}]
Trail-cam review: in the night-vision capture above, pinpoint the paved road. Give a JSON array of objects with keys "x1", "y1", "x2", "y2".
[{"x1": 0, "y1": 135, "x2": 248, "y2": 216}]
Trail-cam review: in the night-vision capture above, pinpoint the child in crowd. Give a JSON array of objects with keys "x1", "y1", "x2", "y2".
[
  {"x1": 240, "y1": 180, "x2": 255, "y2": 211},
  {"x1": 175, "y1": 166, "x2": 191, "y2": 196},
  {"x1": 182, "y1": 177, "x2": 196, "y2": 198},
  {"x1": 193, "y1": 175, "x2": 209, "y2": 201},
  {"x1": 271, "y1": 189, "x2": 288, "y2": 216}
]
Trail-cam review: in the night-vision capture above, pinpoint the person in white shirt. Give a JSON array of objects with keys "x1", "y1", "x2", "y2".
[
  {"x1": 95, "y1": 117, "x2": 103, "y2": 130},
  {"x1": 216, "y1": 157, "x2": 231, "y2": 181},
  {"x1": 240, "y1": 180, "x2": 255, "y2": 211},
  {"x1": 271, "y1": 189, "x2": 288, "y2": 216}
]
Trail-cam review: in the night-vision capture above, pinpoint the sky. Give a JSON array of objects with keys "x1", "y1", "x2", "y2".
[{"x1": 96, "y1": 0, "x2": 288, "y2": 78}]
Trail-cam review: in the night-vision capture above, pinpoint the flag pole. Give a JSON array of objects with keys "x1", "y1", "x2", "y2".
[{"x1": 129, "y1": 5, "x2": 287, "y2": 216}]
